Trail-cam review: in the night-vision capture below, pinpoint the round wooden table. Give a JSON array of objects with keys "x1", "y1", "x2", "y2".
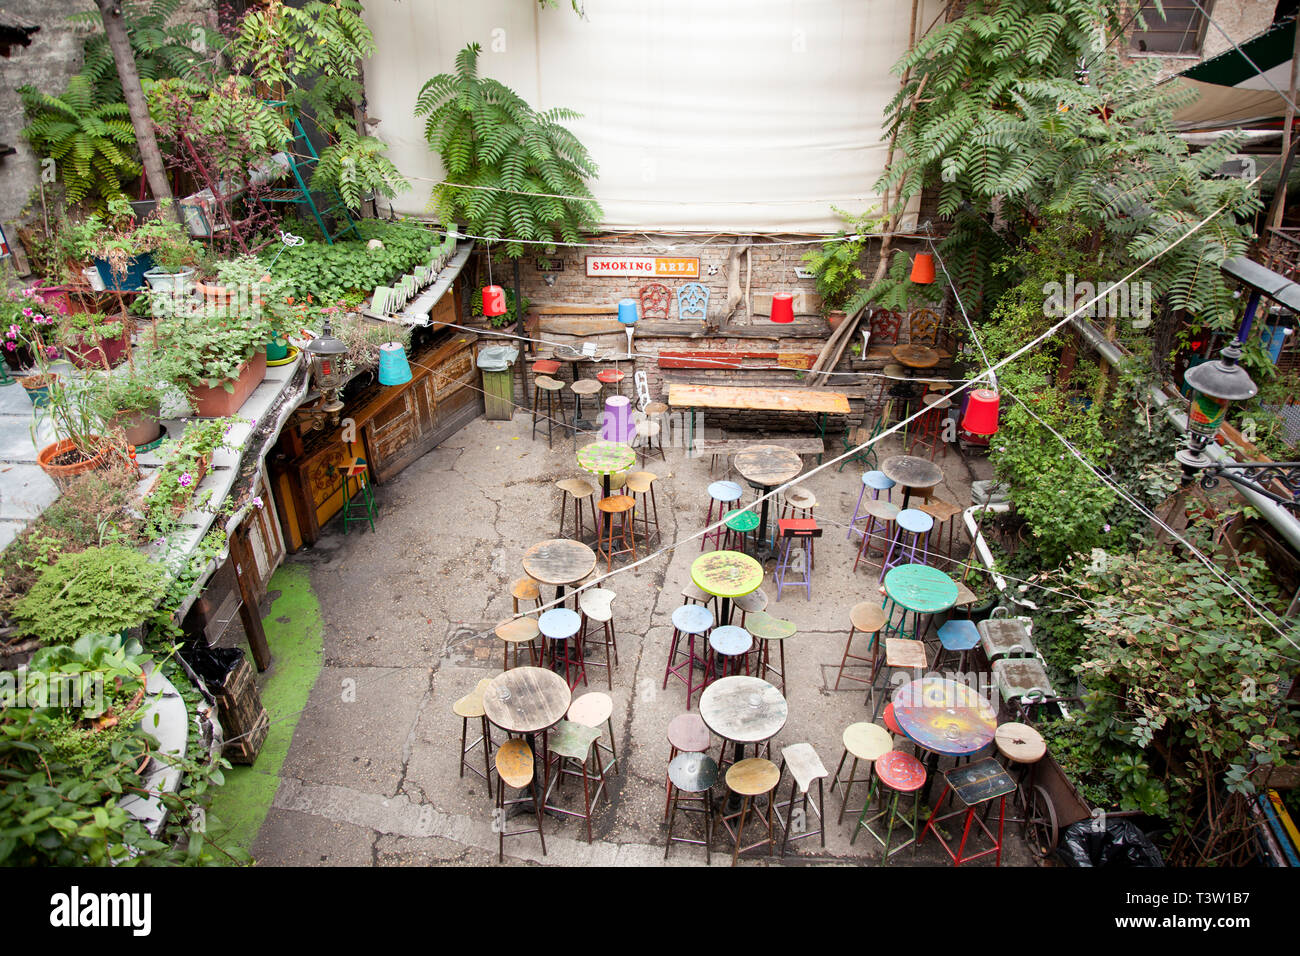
[
  {"x1": 892, "y1": 676, "x2": 996, "y2": 800},
  {"x1": 691, "y1": 549, "x2": 763, "y2": 626},
  {"x1": 699, "y1": 675, "x2": 788, "y2": 811},
  {"x1": 890, "y1": 343, "x2": 940, "y2": 371},
  {"x1": 577, "y1": 441, "x2": 636, "y2": 498},
  {"x1": 483, "y1": 666, "x2": 572, "y2": 800},
  {"x1": 880, "y1": 454, "x2": 943, "y2": 509},
  {"x1": 734, "y1": 444, "x2": 803, "y2": 556},
  {"x1": 522, "y1": 538, "x2": 596, "y2": 605}
]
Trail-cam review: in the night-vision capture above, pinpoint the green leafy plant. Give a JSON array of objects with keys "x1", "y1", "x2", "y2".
[
  {"x1": 311, "y1": 125, "x2": 409, "y2": 212},
  {"x1": 802, "y1": 236, "x2": 864, "y2": 316},
  {"x1": 144, "y1": 418, "x2": 238, "y2": 537},
  {"x1": 154, "y1": 304, "x2": 272, "y2": 391},
  {"x1": 10, "y1": 546, "x2": 168, "y2": 646},
  {"x1": 416, "y1": 42, "x2": 602, "y2": 257}
]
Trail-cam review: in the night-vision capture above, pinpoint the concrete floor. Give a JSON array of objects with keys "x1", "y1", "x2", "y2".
[{"x1": 236, "y1": 411, "x2": 1038, "y2": 867}]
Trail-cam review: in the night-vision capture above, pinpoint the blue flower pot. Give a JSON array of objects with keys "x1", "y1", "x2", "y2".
[{"x1": 94, "y1": 253, "x2": 156, "y2": 292}]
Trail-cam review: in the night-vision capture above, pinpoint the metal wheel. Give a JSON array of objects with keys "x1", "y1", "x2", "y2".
[{"x1": 1025, "y1": 784, "x2": 1059, "y2": 858}]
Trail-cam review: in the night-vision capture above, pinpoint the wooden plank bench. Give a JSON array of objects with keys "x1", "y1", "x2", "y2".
[
  {"x1": 690, "y1": 437, "x2": 825, "y2": 476},
  {"x1": 668, "y1": 383, "x2": 850, "y2": 465}
]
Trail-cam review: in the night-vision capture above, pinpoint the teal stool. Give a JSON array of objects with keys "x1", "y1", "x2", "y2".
[
  {"x1": 937, "y1": 619, "x2": 981, "y2": 673},
  {"x1": 722, "y1": 508, "x2": 760, "y2": 552},
  {"x1": 341, "y1": 457, "x2": 377, "y2": 533},
  {"x1": 880, "y1": 564, "x2": 958, "y2": 641}
]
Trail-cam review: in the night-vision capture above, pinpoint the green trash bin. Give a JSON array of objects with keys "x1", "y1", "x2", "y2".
[{"x1": 478, "y1": 346, "x2": 518, "y2": 420}]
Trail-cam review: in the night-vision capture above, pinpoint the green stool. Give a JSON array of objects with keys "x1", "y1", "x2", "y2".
[
  {"x1": 852, "y1": 749, "x2": 927, "y2": 864},
  {"x1": 722, "y1": 508, "x2": 760, "y2": 553},
  {"x1": 880, "y1": 564, "x2": 957, "y2": 641},
  {"x1": 341, "y1": 457, "x2": 377, "y2": 533}
]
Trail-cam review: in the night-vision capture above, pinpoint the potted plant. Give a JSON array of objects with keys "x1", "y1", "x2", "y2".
[
  {"x1": 144, "y1": 417, "x2": 238, "y2": 533},
  {"x1": 91, "y1": 352, "x2": 181, "y2": 448},
  {"x1": 141, "y1": 221, "x2": 202, "y2": 293},
  {"x1": 28, "y1": 339, "x2": 120, "y2": 488},
  {"x1": 59, "y1": 311, "x2": 130, "y2": 370},
  {"x1": 802, "y1": 233, "x2": 865, "y2": 330},
  {"x1": 156, "y1": 302, "x2": 271, "y2": 417},
  {"x1": 90, "y1": 199, "x2": 197, "y2": 293},
  {"x1": 197, "y1": 254, "x2": 266, "y2": 309},
  {"x1": 2, "y1": 287, "x2": 63, "y2": 373}
]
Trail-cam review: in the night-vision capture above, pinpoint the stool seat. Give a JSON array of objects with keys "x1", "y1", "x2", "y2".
[
  {"x1": 745, "y1": 611, "x2": 795, "y2": 641},
  {"x1": 895, "y1": 508, "x2": 934, "y2": 534},
  {"x1": 667, "y1": 712, "x2": 711, "y2": 753},
  {"x1": 953, "y1": 580, "x2": 979, "y2": 608},
  {"x1": 532, "y1": 359, "x2": 561, "y2": 375},
  {"x1": 635, "y1": 420, "x2": 661, "y2": 439},
  {"x1": 571, "y1": 378, "x2": 602, "y2": 395},
  {"x1": 875, "y1": 751, "x2": 927, "y2": 792},
  {"x1": 512, "y1": 577, "x2": 541, "y2": 602},
  {"x1": 548, "y1": 719, "x2": 601, "y2": 760},
  {"x1": 733, "y1": 589, "x2": 768, "y2": 613},
  {"x1": 777, "y1": 518, "x2": 818, "y2": 535},
  {"x1": 863, "y1": 470, "x2": 895, "y2": 491},
  {"x1": 598, "y1": 494, "x2": 635, "y2": 515},
  {"x1": 596, "y1": 369, "x2": 625, "y2": 384},
  {"x1": 681, "y1": 581, "x2": 713, "y2": 604},
  {"x1": 995, "y1": 722, "x2": 1046, "y2": 764},
  {"x1": 626, "y1": 471, "x2": 657, "y2": 493},
  {"x1": 923, "y1": 392, "x2": 951, "y2": 410},
  {"x1": 863, "y1": 499, "x2": 900, "y2": 522},
  {"x1": 883, "y1": 363, "x2": 907, "y2": 378},
  {"x1": 495, "y1": 738, "x2": 535, "y2": 789},
  {"x1": 568, "y1": 691, "x2": 614, "y2": 727},
  {"x1": 723, "y1": 508, "x2": 760, "y2": 532},
  {"x1": 538, "y1": 607, "x2": 582, "y2": 640},
  {"x1": 496, "y1": 618, "x2": 540, "y2": 643},
  {"x1": 780, "y1": 742, "x2": 829, "y2": 793},
  {"x1": 672, "y1": 603, "x2": 714, "y2": 634},
  {"x1": 938, "y1": 619, "x2": 981, "y2": 651},
  {"x1": 850, "y1": 601, "x2": 887, "y2": 633},
  {"x1": 726, "y1": 757, "x2": 780, "y2": 797},
  {"x1": 578, "y1": 586, "x2": 615, "y2": 622},
  {"x1": 556, "y1": 477, "x2": 598, "y2": 498},
  {"x1": 535, "y1": 375, "x2": 564, "y2": 391},
  {"x1": 784, "y1": 486, "x2": 817, "y2": 509},
  {"x1": 645, "y1": 401, "x2": 669, "y2": 416},
  {"x1": 883, "y1": 702, "x2": 904, "y2": 737},
  {"x1": 885, "y1": 637, "x2": 928, "y2": 670},
  {"x1": 918, "y1": 498, "x2": 962, "y2": 523},
  {"x1": 709, "y1": 625, "x2": 753, "y2": 657},
  {"x1": 843, "y1": 721, "x2": 893, "y2": 761},
  {"x1": 668, "y1": 752, "x2": 719, "y2": 792},
  {"x1": 453, "y1": 677, "x2": 492, "y2": 719},
  {"x1": 707, "y1": 480, "x2": 744, "y2": 502}
]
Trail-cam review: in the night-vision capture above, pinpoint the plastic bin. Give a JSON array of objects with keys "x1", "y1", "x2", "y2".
[{"x1": 478, "y1": 346, "x2": 519, "y2": 420}]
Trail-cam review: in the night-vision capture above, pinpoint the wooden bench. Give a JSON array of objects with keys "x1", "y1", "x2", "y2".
[
  {"x1": 668, "y1": 384, "x2": 850, "y2": 466},
  {"x1": 690, "y1": 437, "x2": 825, "y2": 476}
]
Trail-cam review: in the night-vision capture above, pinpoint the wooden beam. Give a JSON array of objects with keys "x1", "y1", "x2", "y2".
[{"x1": 229, "y1": 524, "x2": 271, "y2": 672}]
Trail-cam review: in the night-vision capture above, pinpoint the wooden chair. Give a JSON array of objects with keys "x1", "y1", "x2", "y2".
[{"x1": 907, "y1": 307, "x2": 942, "y2": 348}]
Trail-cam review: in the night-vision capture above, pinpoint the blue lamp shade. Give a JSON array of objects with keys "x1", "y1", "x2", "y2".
[
  {"x1": 378, "y1": 341, "x2": 412, "y2": 386},
  {"x1": 617, "y1": 298, "x2": 639, "y2": 325}
]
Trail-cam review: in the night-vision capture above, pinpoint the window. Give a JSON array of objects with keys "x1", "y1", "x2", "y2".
[{"x1": 1130, "y1": 0, "x2": 1212, "y2": 55}]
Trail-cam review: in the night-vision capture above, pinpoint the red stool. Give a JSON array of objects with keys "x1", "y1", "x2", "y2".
[
  {"x1": 532, "y1": 358, "x2": 561, "y2": 376},
  {"x1": 596, "y1": 367, "x2": 625, "y2": 397},
  {"x1": 909, "y1": 392, "x2": 951, "y2": 460},
  {"x1": 918, "y1": 756, "x2": 1017, "y2": 866},
  {"x1": 852, "y1": 750, "x2": 927, "y2": 863}
]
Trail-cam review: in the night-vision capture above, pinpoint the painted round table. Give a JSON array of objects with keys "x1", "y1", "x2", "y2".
[
  {"x1": 882, "y1": 563, "x2": 957, "y2": 641},
  {"x1": 890, "y1": 343, "x2": 940, "y2": 371},
  {"x1": 880, "y1": 454, "x2": 943, "y2": 509},
  {"x1": 691, "y1": 549, "x2": 763, "y2": 627},
  {"x1": 577, "y1": 441, "x2": 636, "y2": 497},
  {"x1": 734, "y1": 444, "x2": 803, "y2": 556},
  {"x1": 892, "y1": 676, "x2": 997, "y2": 801},
  {"x1": 483, "y1": 665, "x2": 572, "y2": 796},
  {"x1": 522, "y1": 538, "x2": 596, "y2": 606}
]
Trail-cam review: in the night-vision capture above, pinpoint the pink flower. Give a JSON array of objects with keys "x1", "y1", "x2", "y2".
[
  {"x1": 44, "y1": 346, "x2": 58, "y2": 359},
  {"x1": 179, "y1": 472, "x2": 193, "y2": 488},
  {"x1": 21, "y1": 308, "x2": 32, "y2": 318},
  {"x1": 4, "y1": 342, "x2": 14, "y2": 352},
  {"x1": 252, "y1": 496, "x2": 264, "y2": 510}
]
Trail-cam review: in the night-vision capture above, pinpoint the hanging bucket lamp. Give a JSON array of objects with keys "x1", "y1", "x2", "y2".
[
  {"x1": 482, "y1": 284, "x2": 507, "y2": 318},
  {"x1": 910, "y1": 253, "x2": 936, "y2": 285},
  {"x1": 770, "y1": 293, "x2": 794, "y2": 323},
  {"x1": 961, "y1": 388, "x2": 1000, "y2": 435},
  {"x1": 378, "y1": 341, "x2": 412, "y2": 386}
]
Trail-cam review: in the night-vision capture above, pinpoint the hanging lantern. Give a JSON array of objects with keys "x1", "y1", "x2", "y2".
[
  {"x1": 961, "y1": 388, "x2": 1000, "y2": 436},
  {"x1": 910, "y1": 253, "x2": 936, "y2": 285},
  {"x1": 378, "y1": 341, "x2": 412, "y2": 386},
  {"x1": 771, "y1": 293, "x2": 794, "y2": 324},
  {"x1": 482, "y1": 284, "x2": 507, "y2": 317},
  {"x1": 1182, "y1": 342, "x2": 1257, "y2": 441},
  {"x1": 305, "y1": 317, "x2": 348, "y2": 416}
]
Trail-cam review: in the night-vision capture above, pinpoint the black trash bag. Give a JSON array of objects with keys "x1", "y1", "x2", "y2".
[
  {"x1": 177, "y1": 639, "x2": 245, "y2": 689},
  {"x1": 1056, "y1": 818, "x2": 1164, "y2": 867}
]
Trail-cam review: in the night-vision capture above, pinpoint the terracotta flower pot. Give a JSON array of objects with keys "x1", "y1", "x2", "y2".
[
  {"x1": 826, "y1": 310, "x2": 848, "y2": 331},
  {"x1": 112, "y1": 404, "x2": 163, "y2": 448},
  {"x1": 37, "y1": 437, "x2": 113, "y2": 490},
  {"x1": 187, "y1": 350, "x2": 267, "y2": 418},
  {"x1": 66, "y1": 328, "x2": 130, "y2": 370}
]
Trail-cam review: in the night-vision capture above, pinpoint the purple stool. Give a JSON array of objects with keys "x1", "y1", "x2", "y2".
[
  {"x1": 774, "y1": 518, "x2": 821, "y2": 601},
  {"x1": 879, "y1": 509, "x2": 934, "y2": 583}
]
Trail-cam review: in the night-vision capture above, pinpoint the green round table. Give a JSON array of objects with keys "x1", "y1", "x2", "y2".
[
  {"x1": 691, "y1": 549, "x2": 764, "y2": 627},
  {"x1": 882, "y1": 563, "x2": 958, "y2": 640},
  {"x1": 577, "y1": 441, "x2": 636, "y2": 497}
]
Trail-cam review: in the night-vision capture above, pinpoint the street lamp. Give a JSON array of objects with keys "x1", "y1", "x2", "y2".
[{"x1": 1176, "y1": 257, "x2": 1300, "y2": 511}]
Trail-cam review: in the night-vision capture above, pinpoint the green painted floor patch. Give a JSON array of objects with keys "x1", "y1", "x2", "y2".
[{"x1": 207, "y1": 563, "x2": 324, "y2": 858}]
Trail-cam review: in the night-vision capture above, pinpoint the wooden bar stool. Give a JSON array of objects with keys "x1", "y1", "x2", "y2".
[
  {"x1": 706, "y1": 625, "x2": 753, "y2": 684},
  {"x1": 721, "y1": 757, "x2": 781, "y2": 866},
  {"x1": 917, "y1": 498, "x2": 963, "y2": 561},
  {"x1": 496, "y1": 617, "x2": 541, "y2": 670},
  {"x1": 664, "y1": 752, "x2": 719, "y2": 863},
  {"x1": 682, "y1": 580, "x2": 721, "y2": 622},
  {"x1": 663, "y1": 712, "x2": 712, "y2": 821},
  {"x1": 853, "y1": 499, "x2": 900, "y2": 572},
  {"x1": 543, "y1": 719, "x2": 609, "y2": 844},
  {"x1": 663, "y1": 603, "x2": 714, "y2": 711},
  {"x1": 578, "y1": 587, "x2": 618, "y2": 688},
  {"x1": 868, "y1": 637, "x2": 928, "y2": 719},
  {"x1": 634, "y1": 416, "x2": 665, "y2": 464},
  {"x1": 831, "y1": 721, "x2": 893, "y2": 824},
  {"x1": 556, "y1": 477, "x2": 599, "y2": 540},
  {"x1": 568, "y1": 691, "x2": 619, "y2": 776},
  {"x1": 532, "y1": 375, "x2": 567, "y2": 447},
  {"x1": 775, "y1": 742, "x2": 829, "y2": 854},
  {"x1": 746, "y1": 611, "x2": 796, "y2": 696},
  {"x1": 835, "y1": 601, "x2": 886, "y2": 691},
  {"x1": 539, "y1": 607, "x2": 586, "y2": 690},
  {"x1": 702, "y1": 480, "x2": 743, "y2": 551},
  {"x1": 495, "y1": 738, "x2": 546, "y2": 862},
  {"x1": 626, "y1": 471, "x2": 661, "y2": 546},
  {"x1": 853, "y1": 750, "x2": 928, "y2": 863},
  {"x1": 453, "y1": 678, "x2": 496, "y2": 798},
  {"x1": 729, "y1": 587, "x2": 767, "y2": 628},
  {"x1": 597, "y1": 494, "x2": 637, "y2": 570},
  {"x1": 570, "y1": 378, "x2": 603, "y2": 434},
  {"x1": 511, "y1": 576, "x2": 541, "y2": 616},
  {"x1": 847, "y1": 470, "x2": 895, "y2": 541},
  {"x1": 909, "y1": 392, "x2": 951, "y2": 460},
  {"x1": 995, "y1": 722, "x2": 1047, "y2": 828},
  {"x1": 919, "y1": 757, "x2": 1017, "y2": 866}
]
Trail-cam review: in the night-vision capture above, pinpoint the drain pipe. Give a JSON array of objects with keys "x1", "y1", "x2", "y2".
[{"x1": 1070, "y1": 316, "x2": 1300, "y2": 554}]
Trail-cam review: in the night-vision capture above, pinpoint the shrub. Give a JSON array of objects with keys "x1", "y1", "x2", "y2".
[{"x1": 11, "y1": 547, "x2": 168, "y2": 646}]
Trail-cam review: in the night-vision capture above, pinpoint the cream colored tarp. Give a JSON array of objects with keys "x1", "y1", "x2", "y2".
[
  {"x1": 1172, "y1": 77, "x2": 1289, "y2": 131},
  {"x1": 361, "y1": 0, "x2": 935, "y2": 233}
]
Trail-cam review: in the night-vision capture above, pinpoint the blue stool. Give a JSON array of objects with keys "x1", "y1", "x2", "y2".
[
  {"x1": 702, "y1": 480, "x2": 744, "y2": 551},
  {"x1": 539, "y1": 608, "x2": 585, "y2": 689},
  {"x1": 848, "y1": 470, "x2": 895, "y2": 541},
  {"x1": 706, "y1": 625, "x2": 753, "y2": 683},
  {"x1": 937, "y1": 619, "x2": 981, "y2": 673},
  {"x1": 663, "y1": 603, "x2": 715, "y2": 710},
  {"x1": 879, "y1": 508, "x2": 934, "y2": 582}
]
